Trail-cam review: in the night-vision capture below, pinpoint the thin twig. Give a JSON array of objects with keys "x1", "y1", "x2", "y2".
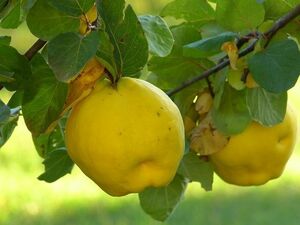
[
  {"x1": 205, "y1": 77, "x2": 215, "y2": 97},
  {"x1": 167, "y1": 59, "x2": 229, "y2": 97},
  {"x1": 264, "y1": 4, "x2": 300, "y2": 47},
  {"x1": 167, "y1": 39, "x2": 258, "y2": 96},
  {"x1": 24, "y1": 39, "x2": 47, "y2": 61},
  {"x1": 167, "y1": 4, "x2": 300, "y2": 96}
]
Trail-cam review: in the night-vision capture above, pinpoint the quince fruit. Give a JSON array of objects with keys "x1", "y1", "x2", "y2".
[
  {"x1": 66, "y1": 77, "x2": 185, "y2": 196},
  {"x1": 209, "y1": 106, "x2": 297, "y2": 186}
]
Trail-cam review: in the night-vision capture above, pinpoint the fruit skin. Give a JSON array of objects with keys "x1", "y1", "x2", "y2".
[
  {"x1": 66, "y1": 77, "x2": 185, "y2": 196},
  {"x1": 209, "y1": 106, "x2": 297, "y2": 186}
]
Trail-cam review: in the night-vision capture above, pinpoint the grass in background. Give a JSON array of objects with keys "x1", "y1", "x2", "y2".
[{"x1": 1, "y1": 0, "x2": 300, "y2": 224}]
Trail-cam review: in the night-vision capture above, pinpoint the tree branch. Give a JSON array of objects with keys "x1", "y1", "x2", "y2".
[
  {"x1": 167, "y1": 4, "x2": 300, "y2": 96},
  {"x1": 205, "y1": 77, "x2": 215, "y2": 97},
  {"x1": 24, "y1": 39, "x2": 47, "y2": 61},
  {"x1": 264, "y1": 4, "x2": 300, "y2": 47},
  {"x1": 167, "y1": 39, "x2": 258, "y2": 96}
]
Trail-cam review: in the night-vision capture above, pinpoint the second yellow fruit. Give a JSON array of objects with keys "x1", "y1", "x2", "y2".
[{"x1": 209, "y1": 106, "x2": 297, "y2": 186}]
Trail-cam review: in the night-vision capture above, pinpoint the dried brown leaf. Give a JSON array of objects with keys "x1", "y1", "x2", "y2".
[
  {"x1": 190, "y1": 114, "x2": 229, "y2": 155},
  {"x1": 222, "y1": 41, "x2": 239, "y2": 70},
  {"x1": 45, "y1": 57, "x2": 105, "y2": 133},
  {"x1": 184, "y1": 116, "x2": 196, "y2": 135},
  {"x1": 64, "y1": 57, "x2": 105, "y2": 111},
  {"x1": 195, "y1": 91, "x2": 213, "y2": 115}
]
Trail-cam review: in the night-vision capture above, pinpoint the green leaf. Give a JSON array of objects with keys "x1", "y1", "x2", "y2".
[
  {"x1": 0, "y1": 1, "x2": 21, "y2": 28},
  {"x1": 33, "y1": 116, "x2": 67, "y2": 158},
  {"x1": 0, "y1": 116, "x2": 18, "y2": 148},
  {"x1": 212, "y1": 83, "x2": 251, "y2": 135},
  {"x1": 97, "y1": 0, "x2": 148, "y2": 77},
  {"x1": 213, "y1": 69, "x2": 227, "y2": 109},
  {"x1": 148, "y1": 23, "x2": 214, "y2": 90},
  {"x1": 26, "y1": 0, "x2": 79, "y2": 40},
  {"x1": 0, "y1": 100, "x2": 19, "y2": 148},
  {"x1": 139, "y1": 15, "x2": 174, "y2": 57},
  {"x1": 248, "y1": 39, "x2": 300, "y2": 93},
  {"x1": 216, "y1": 0, "x2": 265, "y2": 31},
  {"x1": 21, "y1": 0, "x2": 37, "y2": 13},
  {"x1": 0, "y1": 36, "x2": 11, "y2": 45},
  {"x1": 0, "y1": 45, "x2": 31, "y2": 91},
  {"x1": 227, "y1": 68, "x2": 246, "y2": 90},
  {"x1": 161, "y1": 0, "x2": 215, "y2": 24},
  {"x1": 35, "y1": 116, "x2": 73, "y2": 181},
  {"x1": 148, "y1": 50, "x2": 213, "y2": 90},
  {"x1": 48, "y1": 31, "x2": 99, "y2": 82},
  {"x1": 7, "y1": 90, "x2": 23, "y2": 108},
  {"x1": 96, "y1": 30, "x2": 118, "y2": 77},
  {"x1": 171, "y1": 23, "x2": 203, "y2": 46},
  {"x1": 246, "y1": 87, "x2": 287, "y2": 126},
  {"x1": 200, "y1": 22, "x2": 228, "y2": 39},
  {"x1": 0, "y1": 0, "x2": 9, "y2": 12},
  {"x1": 38, "y1": 148, "x2": 74, "y2": 182},
  {"x1": 0, "y1": 64, "x2": 14, "y2": 82},
  {"x1": 177, "y1": 151, "x2": 214, "y2": 191},
  {"x1": 0, "y1": 99, "x2": 10, "y2": 123},
  {"x1": 48, "y1": 0, "x2": 95, "y2": 16},
  {"x1": 264, "y1": 0, "x2": 299, "y2": 19},
  {"x1": 183, "y1": 32, "x2": 238, "y2": 58},
  {"x1": 0, "y1": 0, "x2": 11, "y2": 19},
  {"x1": 139, "y1": 174, "x2": 188, "y2": 221},
  {"x1": 22, "y1": 54, "x2": 68, "y2": 136}
]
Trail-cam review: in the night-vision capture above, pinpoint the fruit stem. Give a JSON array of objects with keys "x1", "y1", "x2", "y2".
[{"x1": 104, "y1": 68, "x2": 115, "y2": 83}]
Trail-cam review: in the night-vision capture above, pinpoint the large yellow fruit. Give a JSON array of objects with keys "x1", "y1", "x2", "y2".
[
  {"x1": 66, "y1": 77, "x2": 185, "y2": 196},
  {"x1": 209, "y1": 106, "x2": 297, "y2": 186}
]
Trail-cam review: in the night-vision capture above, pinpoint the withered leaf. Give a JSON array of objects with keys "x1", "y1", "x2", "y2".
[{"x1": 190, "y1": 114, "x2": 229, "y2": 155}]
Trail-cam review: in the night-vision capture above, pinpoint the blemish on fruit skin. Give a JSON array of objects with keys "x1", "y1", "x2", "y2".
[
  {"x1": 169, "y1": 127, "x2": 172, "y2": 131},
  {"x1": 118, "y1": 132, "x2": 123, "y2": 136},
  {"x1": 156, "y1": 112, "x2": 161, "y2": 117}
]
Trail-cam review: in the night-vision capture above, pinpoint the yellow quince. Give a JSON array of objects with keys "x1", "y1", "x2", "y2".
[
  {"x1": 209, "y1": 106, "x2": 297, "y2": 186},
  {"x1": 65, "y1": 77, "x2": 185, "y2": 196}
]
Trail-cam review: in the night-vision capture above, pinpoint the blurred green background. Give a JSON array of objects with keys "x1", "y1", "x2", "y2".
[{"x1": 1, "y1": 1, "x2": 300, "y2": 225}]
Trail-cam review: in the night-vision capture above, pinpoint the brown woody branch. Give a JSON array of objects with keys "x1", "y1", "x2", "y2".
[
  {"x1": 24, "y1": 39, "x2": 47, "y2": 61},
  {"x1": 167, "y1": 4, "x2": 300, "y2": 96},
  {"x1": 264, "y1": 4, "x2": 300, "y2": 47}
]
